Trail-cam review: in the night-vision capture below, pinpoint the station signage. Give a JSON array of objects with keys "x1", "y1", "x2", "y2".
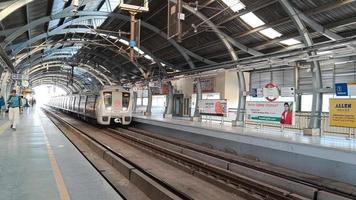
[
  {"x1": 335, "y1": 82, "x2": 356, "y2": 96},
  {"x1": 251, "y1": 88, "x2": 263, "y2": 97},
  {"x1": 263, "y1": 82, "x2": 279, "y2": 102},
  {"x1": 329, "y1": 98, "x2": 356, "y2": 128},
  {"x1": 193, "y1": 77, "x2": 215, "y2": 93},
  {"x1": 246, "y1": 101, "x2": 295, "y2": 125},
  {"x1": 281, "y1": 87, "x2": 295, "y2": 97},
  {"x1": 148, "y1": 81, "x2": 161, "y2": 88}
]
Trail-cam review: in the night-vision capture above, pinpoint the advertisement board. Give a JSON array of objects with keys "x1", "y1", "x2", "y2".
[
  {"x1": 198, "y1": 99, "x2": 227, "y2": 116},
  {"x1": 329, "y1": 98, "x2": 356, "y2": 128},
  {"x1": 348, "y1": 82, "x2": 356, "y2": 96},
  {"x1": 246, "y1": 101, "x2": 295, "y2": 125},
  {"x1": 193, "y1": 77, "x2": 215, "y2": 93},
  {"x1": 335, "y1": 82, "x2": 356, "y2": 96}
]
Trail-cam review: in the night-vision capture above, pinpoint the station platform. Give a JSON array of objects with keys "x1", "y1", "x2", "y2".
[
  {"x1": 133, "y1": 114, "x2": 356, "y2": 186},
  {"x1": 0, "y1": 108, "x2": 122, "y2": 200}
]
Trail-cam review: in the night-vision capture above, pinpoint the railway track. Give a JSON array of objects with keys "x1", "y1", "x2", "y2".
[
  {"x1": 43, "y1": 108, "x2": 355, "y2": 200},
  {"x1": 115, "y1": 126, "x2": 356, "y2": 199}
]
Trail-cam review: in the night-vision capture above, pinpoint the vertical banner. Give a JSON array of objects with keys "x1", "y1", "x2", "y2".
[
  {"x1": 246, "y1": 101, "x2": 295, "y2": 125},
  {"x1": 329, "y1": 98, "x2": 356, "y2": 128}
]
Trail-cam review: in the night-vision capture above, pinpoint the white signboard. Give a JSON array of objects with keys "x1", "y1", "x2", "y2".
[
  {"x1": 348, "y1": 83, "x2": 356, "y2": 96},
  {"x1": 281, "y1": 87, "x2": 295, "y2": 97},
  {"x1": 263, "y1": 87, "x2": 279, "y2": 98},
  {"x1": 246, "y1": 101, "x2": 295, "y2": 125},
  {"x1": 149, "y1": 81, "x2": 161, "y2": 88},
  {"x1": 198, "y1": 99, "x2": 227, "y2": 116},
  {"x1": 257, "y1": 88, "x2": 264, "y2": 97}
]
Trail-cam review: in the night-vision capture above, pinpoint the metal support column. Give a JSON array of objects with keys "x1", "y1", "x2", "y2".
[
  {"x1": 294, "y1": 64, "x2": 301, "y2": 112},
  {"x1": 165, "y1": 81, "x2": 174, "y2": 118},
  {"x1": 132, "y1": 91, "x2": 137, "y2": 112},
  {"x1": 235, "y1": 70, "x2": 246, "y2": 124},
  {"x1": 280, "y1": 0, "x2": 323, "y2": 135},
  {"x1": 193, "y1": 79, "x2": 202, "y2": 121},
  {"x1": 145, "y1": 86, "x2": 152, "y2": 116},
  {"x1": 309, "y1": 61, "x2": 323, "y2": 129}
]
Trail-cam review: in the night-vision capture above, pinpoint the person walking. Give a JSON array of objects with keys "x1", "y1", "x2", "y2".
[
  {"x1": 0, "y1": 92, "x2": 5, "y2": 117},
  {"x1": 7, "y1": 90, "x2": 21, "y2": 130}
]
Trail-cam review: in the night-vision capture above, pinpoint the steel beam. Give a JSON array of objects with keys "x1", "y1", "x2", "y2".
[
  {"x1": 30, "y1": 75, "x2": 84, "y2": 92},
  {"x1": 280, "y1": 0, "x2": 323, "y2": 130},
  {"x1": 24, "y1": 56, "x2": 111, "y2": 85},
  {"x1": 1, "y1": 11, "x2": 204, "y2": 68},
  {"x1": 177, "y1": 2, "x2": 248, "y2": 123},
  {"x1": 31, "y1": 79, "x2": 75, "y2": 93},
  {"x1": 0, "y1": 0, "x2": 34, "y2": 21},
  {"x1": 178, "y1": 0, "x2": 263, "y2": 57},
  {"x1": 29, "y1": 63, "x2": 107, "y2": 86}
]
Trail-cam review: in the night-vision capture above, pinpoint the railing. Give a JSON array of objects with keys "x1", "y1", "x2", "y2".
[
  {"x1": 134, "y1": 106, "x2": 355, "y2": 136},
  {"x1": 228, "y1": 108, "x2": 355, "y2": 136}
]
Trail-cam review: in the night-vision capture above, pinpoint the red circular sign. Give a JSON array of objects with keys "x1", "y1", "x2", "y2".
[{"x1": 265, "y1": 82, "x2": 278, "y2": 102}]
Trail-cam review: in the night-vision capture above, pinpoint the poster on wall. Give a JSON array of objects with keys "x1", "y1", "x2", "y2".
[
  {"x1": 246, "y1": 101, "x2": 295, "y2": 125},
  {"x1": 193, "y1": 77, "x2": 215, "y2": 93},
  {"x1": 335, "y1": 82, "x2": 356, "y2": 96},
  {"x1": 329, "y1": 98, "x2": 356, "y2": 128},
  {"x1": 348, "y1": 82, "x2": 356, "y2": 96},
  {"x1": 198, "y1": 99, "x2": 227, "y2": 116}
]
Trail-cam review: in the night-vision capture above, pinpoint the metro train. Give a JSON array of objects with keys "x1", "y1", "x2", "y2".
[{"x1": 48, "y1": 86, "x2": 133, "y2": 125}]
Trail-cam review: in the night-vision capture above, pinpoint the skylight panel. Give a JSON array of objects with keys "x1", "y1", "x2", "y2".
[
  {"x1": 240, "y1": 12, "x2": 265, "y2": 28},
  {"x1": 119, "y1": 39, "x2": 129, "y2": 46},
  {"x1": 144, "y1": 54, "x2": 153, "y2": 60},
  {"x1": 221, "y1": 0, "x2": 245, "y2": 12},
  {"x1": 280, "y1": 38, "x2": 301, "y2": 46},
  {"x1": 259, "y1": 28, "x2": 282, "y2": 39}
]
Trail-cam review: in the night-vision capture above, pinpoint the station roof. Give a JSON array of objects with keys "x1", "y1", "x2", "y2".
[{"x1": 0, "y1": 0, "x2": 356, "y2": 91}]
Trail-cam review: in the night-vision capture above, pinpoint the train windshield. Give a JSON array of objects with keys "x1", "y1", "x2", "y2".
[
  {"x1": 103, "y1": 92, "x2": 112, "y2": 110},
  {"x1": 122, "y1": 92, "x2": 130, "y2": 111}
]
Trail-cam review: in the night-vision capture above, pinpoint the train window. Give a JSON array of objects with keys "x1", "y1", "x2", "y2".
[
  {"x1": 103, "y1": 92, "x2": 112, "y2": 110},
  {"x1": 122, "y1": 92, "x2": 130, "y2": 110}
]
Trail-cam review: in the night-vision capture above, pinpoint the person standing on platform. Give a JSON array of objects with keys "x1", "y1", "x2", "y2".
[
  {"x1": 0, "y1": 91, "x2": 5, "y2": 117},
  {"x1": 7, "y1": 90, "x2": 21, "y2": 130}
]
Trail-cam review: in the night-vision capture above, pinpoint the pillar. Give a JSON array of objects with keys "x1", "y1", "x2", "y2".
[
  {"x1": 144, "y1": 86, "x2": 152, "y2": 116},
  {"x1": 233, "y1": 70, "x2": 246, "y2": 126},
  {"x1": 192, "y1": 78, "x2": 202, "y2": 121},
  {"x1": 165, "y1": 81, "x2": 174, "y2": 118}
]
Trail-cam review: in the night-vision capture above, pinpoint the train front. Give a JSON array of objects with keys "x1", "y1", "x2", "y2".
[{"x1": 96, "y1": 87, "x2": 132, "y2": 125}]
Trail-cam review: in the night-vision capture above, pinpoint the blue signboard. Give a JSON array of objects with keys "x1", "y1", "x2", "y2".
[
  {"x1": 335, "y1": 83, "x2": 348, "y2": 96},
  {"x1": 250, "y1": 88, "x2": 258, "y2": 97}
]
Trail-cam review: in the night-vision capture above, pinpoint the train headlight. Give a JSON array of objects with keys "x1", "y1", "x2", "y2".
[{"x1": 106, "y1": 106, "x2": 112, "y2": 111}]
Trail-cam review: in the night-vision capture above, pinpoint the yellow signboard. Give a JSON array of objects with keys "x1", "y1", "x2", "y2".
[{"x1": 329, "y1": 99, "x2": 356, "y2": 128}]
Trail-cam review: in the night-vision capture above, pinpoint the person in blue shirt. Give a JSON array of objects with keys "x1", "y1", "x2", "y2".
[
  {"x1": 0, "y1": 91, "x2": 5, "y2": 117},
  {"x1": 7, "y1": 90, "x2": 22, "y2": 130}
]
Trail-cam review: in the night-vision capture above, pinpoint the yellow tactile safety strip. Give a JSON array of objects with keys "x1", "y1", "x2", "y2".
[{"x1": 40, "y1": 123, "x2": 71, "y2": 200}]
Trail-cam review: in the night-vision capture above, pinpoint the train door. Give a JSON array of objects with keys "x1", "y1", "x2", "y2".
[{"x1": 173, "y1": 94, "x2": 184, "y2": 117}]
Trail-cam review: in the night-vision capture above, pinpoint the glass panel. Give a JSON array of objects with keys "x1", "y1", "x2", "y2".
[
  {"x1": 122, "y1": 92, "x2": 130, "y2": 110},
  {"x1": 136, "y1": 98, "x2": 142, "y2": 106},
  {"x1": 103, "y1": 92, "x2": 112, "y2": 110},
  {"x1": 301, "y1": 94, "x2": 313, "y2": 112},
  {"x1": 142, "y1": 98, "x2": 148, "y2": 106}
]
